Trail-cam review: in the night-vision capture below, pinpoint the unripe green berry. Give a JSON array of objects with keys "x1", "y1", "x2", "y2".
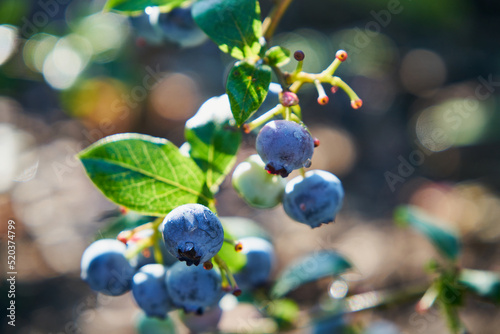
[{"x1": 232, "y1": 154, "x2": 287, "y2": 208}]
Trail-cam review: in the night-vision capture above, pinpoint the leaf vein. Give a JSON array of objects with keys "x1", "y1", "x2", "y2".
[{"x1": 82, "y1": 157, "x2": 209, "y2": 201}]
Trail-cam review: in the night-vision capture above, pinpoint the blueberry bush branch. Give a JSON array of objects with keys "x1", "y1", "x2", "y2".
[
  {"x1": 249, "y1": 49, "x2": 363, "y2": 134},
  {"x1": 76, "y1": 0, "x2": 499, "y2": 332},
  {"x1": 262, "y1": 0, "x2": 294, "y2": 42}
]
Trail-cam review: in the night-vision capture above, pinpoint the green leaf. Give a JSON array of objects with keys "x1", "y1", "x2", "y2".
[
  {"x1": 78, "y1": 133, "x2": 211, "y2": 216},
  {"x1": 218, "y1": 227, "x2": 247, "y2": 272},
  {"x1": 271, "y1": 250, "x2": 352, "y2": 299},
  {"x1": 459, "y1": 269, "x2": 500, "y2": 304},
  {"x1": 226, "y1": 61, "x2": 271, "y2": 126},
  {"x1": 394, "y1": 206, "x2": 461, "y2": 261},
  {"x1": 96, "y1": 212, "x2": 153, "y2": 240},
  {"x1": 104, "y1": 0, "x2": 187, "y2": 14},
  {"x1": 185, "y1": 94, "x2": 241, "y2": 194},
  {"x1": 192, "y1": 0, "x2": 262, "y2": 59},
  {"x1": 265, "y1": 46, "x2": 291, "y2": 67}
]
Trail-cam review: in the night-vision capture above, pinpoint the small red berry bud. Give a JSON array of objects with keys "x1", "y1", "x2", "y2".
[
  {"x1": 203, "y1": 261, "x2": 213, "y2": 270},
  {"x1": 119, "y1": 206, "x2": 128, "y2": 215},
  {"x1": 242, "y1": 124, "x2": 251, "y2": 134},
  {"x1": 331, "y1": 86, "x2": 339, "y2": 94},
  {"x1": 235, "y1": 242, "x2": 243, "y2": 252},
  {"x1": 294, "y1": 50, "x2": 305, "y2": 61},
  {"x1": 280, "y1": 91, "x2": 299, "y2": 107},
  {"x1": 233, "y1": 288, "x2": 242, "y2": 296},
  {"x1": 314, "y1": 138, "x2": 320, "y2": 147},
  {"x1": 335, "y1": 50, "x2": 348, "y2": 62},
  {"x1": 351, "y1": 99, "x2": 363, "y2": 109},
  {"x1": 317, "y1": 96, "x2": 329, "y2": 105}
]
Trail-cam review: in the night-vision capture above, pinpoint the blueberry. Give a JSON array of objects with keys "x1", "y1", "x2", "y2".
[
  {"x1": 155, "y1": 7, "x2": 207, "y2": 48},
  {"x1": 256, "y1": 120, "x2": 314, "y2": 177},
  {"x1": 132, "y1": 264, "x2": 173, "y2": 319},
  {"x1": 161, "y1": 204, "x2": 224, "y2": 266},
  {"x1": 166, "y1": 261, "x2": 222, "y2": 313},
  {"x1": 81, "y1": 239, "x2": 135, "y2": 296},
  {"x1": 282, "y1": 170, "x2": 344, "y2": 228},
  {"x1": 234, "y1": 237, "x2": 274, "y2": 290},
  {"x1": 232, "y1": 154, "x2": 287, "y2": 208}
]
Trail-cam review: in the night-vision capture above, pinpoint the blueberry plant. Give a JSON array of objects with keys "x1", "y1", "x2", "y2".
[{"x1": 79, "y1": 0, "x2": 500, "y2": 333}]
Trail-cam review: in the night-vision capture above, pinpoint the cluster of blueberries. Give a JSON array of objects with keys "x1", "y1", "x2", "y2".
[
  {"x1": 81, "y1": 86, "x2": 344, "y2": 324},
  {"x1": 81, "y1": 204, "x2": 274, "y2": 320},
  {"x1": 233, "y1": 119, "x2": 345, "y2": 229}
]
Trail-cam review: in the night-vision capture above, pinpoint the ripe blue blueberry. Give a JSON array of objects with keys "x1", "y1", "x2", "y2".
[
  {"x1": 81, "y1": 239, "x2": 135, "y2": 296},
  {"x1": 234, "y1": 237, "x2": 274, "y2": 290},
  {"x1": 232, "y1": 154, "x2": 287, "y2": 208},
  {"x1": 132, "y1": 264, "x2": 172, "y2": 319},
  {"x1": 161, "y1": 204, "x2": 224, "y2": 266},
  {"x1": 256, "y1": 120, "x2": 314, "y2": 177},
  {"x1": 282, "y1": 170, "x2": 344, "y2": 228},
  {"x1": 166, "y1": 261, "x2": 222, "y2": 314}
]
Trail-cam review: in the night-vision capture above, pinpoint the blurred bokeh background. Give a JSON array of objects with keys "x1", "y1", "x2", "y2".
[{"x1": 1, "y1": 0, "x2": 499, "y2": 333}]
